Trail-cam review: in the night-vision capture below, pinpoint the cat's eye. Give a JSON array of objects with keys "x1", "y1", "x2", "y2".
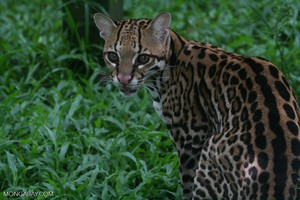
[
  {"x1": 137, "y1": 54, "x2": 150, "y2": 64},
  {"x1": 107, "y1": 52, "x2": 119, "y2": 63}
]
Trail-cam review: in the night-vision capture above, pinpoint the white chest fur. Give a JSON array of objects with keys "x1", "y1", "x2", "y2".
[{"x1": 153, "y1": 100, "x2": 162, "y2": 116}]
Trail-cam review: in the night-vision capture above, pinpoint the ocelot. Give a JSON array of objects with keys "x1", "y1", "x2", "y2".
[{"x1": 93, "y1": 12, "x2": 300, "y2": 199}]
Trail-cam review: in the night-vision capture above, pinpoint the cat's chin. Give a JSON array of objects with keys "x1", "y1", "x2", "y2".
[{"x1": 120, "y1": 87, "x2": 138, "y2": 97}]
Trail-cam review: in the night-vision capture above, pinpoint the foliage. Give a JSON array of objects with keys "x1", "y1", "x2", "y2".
[{"x1": 0, "y1": 0, "x2": 299, "y2": 199}]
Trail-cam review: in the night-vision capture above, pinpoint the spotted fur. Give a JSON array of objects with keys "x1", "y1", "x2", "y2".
[{"x1": 94, "y1": 12, "x2": 300, "y2": 199}]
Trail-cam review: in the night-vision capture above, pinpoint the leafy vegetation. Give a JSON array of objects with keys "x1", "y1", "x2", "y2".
[{"x1": 0, "y1": 0, "x2": 299, "y2": 199}]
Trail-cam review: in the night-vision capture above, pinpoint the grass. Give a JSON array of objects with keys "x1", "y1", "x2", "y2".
[{"x1": 0, "y1": 0, "x2": 299, "y2": 199}]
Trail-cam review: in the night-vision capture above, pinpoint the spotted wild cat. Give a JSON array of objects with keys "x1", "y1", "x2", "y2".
[{"x1": 93, "y1": 12, "x2": 300, "y2": 199}]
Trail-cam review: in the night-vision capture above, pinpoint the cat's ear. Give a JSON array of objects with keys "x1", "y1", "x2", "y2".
[
  {"x1": 93, "y1": 13, "x2": 117, "y2": 40},
  {"x1": 148, "y1": 12, "x2": 171, "y2": 42}
]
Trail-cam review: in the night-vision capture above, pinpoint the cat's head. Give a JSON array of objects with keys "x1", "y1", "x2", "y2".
[{"x1": 94, "y1": 13, "x2": 171, "y2": 96}]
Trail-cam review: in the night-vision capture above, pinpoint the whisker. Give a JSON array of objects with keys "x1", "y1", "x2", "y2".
[
  {"x1": 144, "y1": 68, "x2": 172, "y2": 80},
  {"x1": 95, "y1": 71, "x2": 112, "y2": 85},
  {"x1": 142, "y1": 84, "x2": 161, "y2": 98},
  {"x1": 142, "y1": 82, "x2": 159, "y2": 91},
  {"x1": 144, "y1": 78, "x2": 168, "y2": 87}
]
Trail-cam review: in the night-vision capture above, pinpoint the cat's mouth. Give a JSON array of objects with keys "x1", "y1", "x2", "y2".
[{"x1": 120, "y1": 86, "x2": 138, "y2": 97}]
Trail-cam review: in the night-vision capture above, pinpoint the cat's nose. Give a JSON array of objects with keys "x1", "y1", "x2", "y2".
[{"x1": 117, "y1": 74, "x2": 132, "y2": 85}]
